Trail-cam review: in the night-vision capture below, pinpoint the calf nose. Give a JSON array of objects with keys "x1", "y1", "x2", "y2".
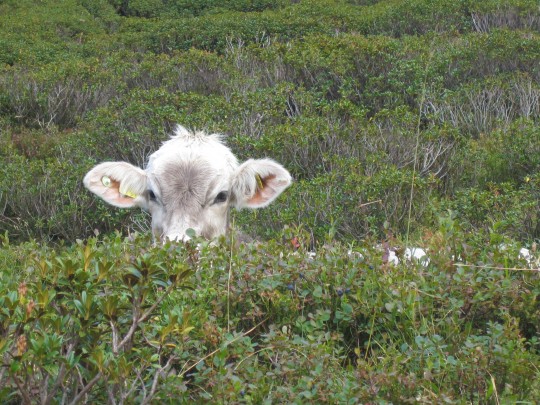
[
  {"x1": 164, "y1": 228, "x2": 198, "y2": 243},
  {"x1": 165, "y1": 233, "x2": 190, "y2": 243}
]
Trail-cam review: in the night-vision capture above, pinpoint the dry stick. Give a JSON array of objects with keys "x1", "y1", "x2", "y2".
[
  {"x1": 453, "y1": 263, "x2": 539, "y2": 272},
  {"x1": 141, "y1": 355, "x2": 178, "y2": 405},
  {"x1": 68, "y1": 372, "x2": 103, "y2": 405},
  {"x1": 71, "y1": 280, "x2": 180, "y2": 404},
  {"x1": 488, "y1": 372, "x2": 501, "y2": 405},
  {"x1": 178, "y1": 318, "x2": 268, "y2": 378},
  {"x1": 233, "y1": 347, "x2": 275, "y2": 370},
  {"x1": 358, "y1": 200, "x2": 382, "y2": 208},
  {"x1": 12, "y1": 374, "x2": 33, "y2": 405},
  {"x1": 405, "y1": 46, "x2": 434, "y2": 249},
  {"x1": 227, "y1": 217, "x2": 235, "y2": 334}
]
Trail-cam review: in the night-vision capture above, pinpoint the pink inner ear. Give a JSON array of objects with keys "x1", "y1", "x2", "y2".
[
  {"x1": 100, "y1": 179, "x2": 137, "y2": 208},
  {"x1": 247, "y1": 174, "x2": 277, "y2": 205}
]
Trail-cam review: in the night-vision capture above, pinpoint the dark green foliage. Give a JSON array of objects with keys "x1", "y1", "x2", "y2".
[
  {"x1": 1, "y1": 0, "x2": 539, "y2": 242},
  {"x1": 107, "y1": 0, "x2": 289, "y2": 18},
  {"x1": 1, "y1": 229, "x2": 538, "y2": 402},
  {"x1": 1, "y1": 1, "x2": 540, "y2": 400},
  {"x1": 0, "y1": 233, "x2": 197, "y2": 403}
]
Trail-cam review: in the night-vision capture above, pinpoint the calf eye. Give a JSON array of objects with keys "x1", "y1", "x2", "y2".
[
  {"x1": 148, "y1": 190, "x2": 157, "y2": 201},
  {"x1": 213, "y1": 191, "x2": 228, "y2": 204}
]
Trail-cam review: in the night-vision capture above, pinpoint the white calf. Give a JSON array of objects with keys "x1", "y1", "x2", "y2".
[{"x1": 84, "y1": 125, "x2": 292, "y2": 241}]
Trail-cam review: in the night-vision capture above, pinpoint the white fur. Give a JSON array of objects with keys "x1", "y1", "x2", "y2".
[
  {"x1": 233, "y1": 159, "x2": 292, "y2": 209},
  {"x1": 83, "y1": 162, "x2": 147, "y2": 208},
  {"x1": 84, "y1": 125, "x2": 292, "y2": 241}
]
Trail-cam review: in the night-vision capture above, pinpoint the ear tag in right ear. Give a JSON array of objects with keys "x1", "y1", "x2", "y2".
[
  {"x1": 119, "y1": 183, "x2": 138, "y2": 199},
  {"x1": 102, "y1": 176, "x2": 112, "y2": 187},
  {"x1": 255, "y1": 174, "x2": 264, "y2": 190}
]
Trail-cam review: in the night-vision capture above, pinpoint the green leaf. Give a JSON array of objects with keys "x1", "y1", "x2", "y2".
[{"x1": 73, "y1": 299, "x2": 84, "y2": 316}]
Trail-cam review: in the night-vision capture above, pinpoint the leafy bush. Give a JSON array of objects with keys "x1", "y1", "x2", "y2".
[
  {"x1": 0, "y1": 0, "x2": 107, "y2": 66},
  {"x1": 443, "y1": 177, "x2": 540, "y2": 240},
  {"x1": 1, "y1": 66, "x2": 116, "y2": 129},
  {"x1": 450, "y1": 119, "x2": 540, "y2": 188},
  {"x1": 107, "y1": 0, "x2": 289, "y2": 18},
  {"x1": 1, "y1": 1, "x2": 540, "y2": 401},
  {"x1": 0, "y1": 126, "x2": 149, "y2": 241},
  {"x1": 426, "y1": 74, "x2": 540, "y2": 137},
  {"x1": 0, "y1": 233, "x2": 196, "y2": 403},
  {"x1": 1, "y1": 228, "x2": 539, "y2": 403},
  {"x1": 470, "y1": 0, "x2": 540, "y2": 32}
]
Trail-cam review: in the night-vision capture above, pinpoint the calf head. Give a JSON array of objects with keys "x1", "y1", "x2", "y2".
[{"x1": 83, "y1": 126, "x2": 292, "y2": 241}]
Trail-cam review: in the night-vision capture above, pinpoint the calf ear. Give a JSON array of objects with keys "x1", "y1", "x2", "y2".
[
  {"x1": 83, "y1": 162, "x2": 147, "y2": 208},
  {"x1": 232, "y1": 159, "x2": 292, "y2": 209}
]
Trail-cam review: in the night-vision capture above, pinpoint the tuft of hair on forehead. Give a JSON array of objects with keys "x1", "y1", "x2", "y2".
[
  {"x1": 147, "y1": 124, "x2": 239, "y2": 173},
  {"x1": 170, "y1": 124, "x2": 224, "y2": 144}
]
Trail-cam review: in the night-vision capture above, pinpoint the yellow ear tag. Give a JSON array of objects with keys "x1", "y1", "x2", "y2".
[
  {"x1": 119, "y1": 184, "x2": 138, "y2": 199},
  {"x1": 101, "y1": 176, "x2": 112, "y2": 187},
  {"x1": 255, "y1": 174, "x2": 264, "y2": 190}
]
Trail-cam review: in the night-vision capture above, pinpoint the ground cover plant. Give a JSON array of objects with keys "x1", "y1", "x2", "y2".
[
  {"x1": 0, "y1": 0, "x2": 539, "y2": 402},
  {"x1": 1, "y1": 225, "x2": 539, "y2": 403}
]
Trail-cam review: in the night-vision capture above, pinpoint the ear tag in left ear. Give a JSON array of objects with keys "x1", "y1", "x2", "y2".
[
  {"x1": 101, "y1": 176, "x2": 112, "y2": 187},
  {"x1": 255, "y1": 174, "x2": 264, "y2": 190},
  {"x1": 119, "y1": 184, "x2": 138, "y2": 199}
]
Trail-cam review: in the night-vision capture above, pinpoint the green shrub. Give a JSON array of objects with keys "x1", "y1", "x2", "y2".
[
  {"x1": 108, "y1": 0, "x2": 289, "y2": 18},
  {"x1": 1, "y1": 0, "x2": 539, "y2": 246},
  {"x1": 426, "y1": 74, "x2": 540, "y2": 137},
  {"x1": 0, "y1": 0, "x2": 107, "y2": 66},
  {"x1": 0, "y1": 127, "x2": 149, "y2": 242},
  {"x1": 236, "y1": 160, "x2": 439, "y2": 241},
  {"x1": 442, "y1": 178, "x2": 540, "y2": 240},
  {"x1": 469, "y1": 0, "x2": 540, "y2": 32},
  {"x1": 1, "y1": 0, "x2": 539, "y2": 401},
  {"x1": 450, "y1": 119, "x2": 540, "y2": 187},
  {"x1": 0, "y1": 56, "x2": 126, "y2": 128},
  {"x1": 1, "y1": 227, "x2": 539, "y2": 402},
  {"x1": 0, "y1": 233, "x2": 196, "y2": 403}
]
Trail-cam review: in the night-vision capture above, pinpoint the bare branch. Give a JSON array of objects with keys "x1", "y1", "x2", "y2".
[
  {"x1": 179, "y1": 318, "x2": 267, "y2": 378},
  {"x1": 141, "y1": 355, "x2": 178, "y2": 405},
  {"x1": 68, "y1": 372, "x2": 103, "y2": 405},
  {"x1": 12, "y1": 374, "x2": 34, "y2": 405}
]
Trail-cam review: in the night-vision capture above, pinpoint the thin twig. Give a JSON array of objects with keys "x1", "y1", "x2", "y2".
[
  {"x1": 121, "y1": 369, "x2": 141, "y2": 403},
  {"x1": 117, "y1": 281, "x2": 177, "y2": 352},
  {"x1": 364, "y1": 309, "x2": 377, "y2": 361},
  {"x1": 68, "y1": 372, "x2": 102, "y2": 405},
  {"x1": 139, "y1": 278, "x2": 181, "y2": 324},
  {"x1": 453, "y1": 263, "x2": 539, "y2": 272},
  {"x1": 68, "y1": 282, "x2": 179, "y2": 404},
  {"x1": 178, "y1": 318, "x2": 267, "y2": 378},
  {"x1": 141, "y1": 355, "x2": 178, "y2": 405},
  {"x1": 358, "y1": 200, "x2": 382, "y2": 208},
  {"x1": 227, "y1": 218, "x2": 235, "y2": 334},
  {"x1": 106, "y1": 385, "x2": 117, "y2": 405},
  {"x1": 234, "y1": 347, "x2": 275, "y2": 370},
  {"x1": 405, "y1": 46, "x2": 433, "y2": 249},
  {"x1": 12, "y1": 374, "x2": 33, "y2": 404},
  {"x1": 44, "y1": 340, "x2": 79, "y2": 405},
  {"x1": 116, "y1": 300, "x2": 141, "y2": 354},
  {"x1": 488, "y1": 372, "x2": 500, "y2": 405}
]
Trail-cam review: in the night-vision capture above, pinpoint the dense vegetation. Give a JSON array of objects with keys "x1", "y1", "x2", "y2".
[{"x1": 0, "y1": 0, "x2": 539, "y2": 403}]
